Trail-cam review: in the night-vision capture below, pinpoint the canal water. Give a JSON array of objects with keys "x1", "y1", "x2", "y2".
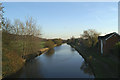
[{"x1": 13, "y1": 44, "x2": 94, "y2": 78}]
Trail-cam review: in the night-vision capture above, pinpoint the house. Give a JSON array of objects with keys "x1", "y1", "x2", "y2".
[{"x1": 98, "y1": 32, "x2": 120, "y2": 55}]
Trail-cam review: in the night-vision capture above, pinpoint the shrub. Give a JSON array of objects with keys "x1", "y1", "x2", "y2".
[
  {"x1": 2, "y1": 50, "x2": 24, "y2": 77},
  {"x1": 54, "y1": 39, "x2": 62, "y2": 46},
  {"x1": 45, "y1": 40, "x2": 54, "y2": 49},
  {"x1": 115, "y1": 42, "x2": 120, "y2": 50},
  {"x1": 81, "y1": 29, "x2": 100, "y2": 48},
  {"x1": 114, "y1": 42, "x2": 120, "y2": 56},
  {"x1": 2, "y1": 17, "x2": 42, "y2": 78},
  {"x1": 88, "y1": 56, "x2": 93, "y2": 61}
]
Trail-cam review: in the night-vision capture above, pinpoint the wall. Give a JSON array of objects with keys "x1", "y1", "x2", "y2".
[{"x1": 103, "y1": 34, "x2": 120, "y2": 55}]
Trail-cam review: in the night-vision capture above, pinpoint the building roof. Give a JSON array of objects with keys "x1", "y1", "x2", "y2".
[{"x1": 98, "y1": 32, "x2": 120, "y2": 40}]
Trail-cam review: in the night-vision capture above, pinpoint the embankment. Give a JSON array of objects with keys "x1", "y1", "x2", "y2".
[
  {"x1": 23, "y1": 44, "x2": 57, "y2": 62},
  {"x1": 68, "y1": 43, "x2": 119, "y2": 78},
  {"x1": 23, "y1": 48, "x2": 49, "y2": 62},
  {"x1": 68, "y1": 43, "x2": 96, "y2": 78},
  {"x1": 2, "y1": 44, "x2": 58, "y2": 79}
]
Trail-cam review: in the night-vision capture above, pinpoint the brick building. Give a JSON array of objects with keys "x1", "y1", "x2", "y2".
[{"x1": 98, "y1": 32, "x2": 120, "y2": 55}]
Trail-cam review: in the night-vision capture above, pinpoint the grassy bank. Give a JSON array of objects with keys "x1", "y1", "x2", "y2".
[
  {"x1": 68, "y1": 43, "x2": 119, "y2": 78},
  {"x1": 2, "y1": 32, "x2": 46, "y2": 78},
  {"x1": 23, "y1": 41, "x2": 59, "y2": 62},
  {"x1": 23, "y1": 47, "x2": 49, "y2": 62},
  {"x1": 2, "y1": 33, "x2": 63, "y2": 78},
  {"x1": 2, "y1": 41, "x2": 46, "y2": 78}
]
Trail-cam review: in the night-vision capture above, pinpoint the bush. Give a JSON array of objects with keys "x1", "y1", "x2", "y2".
[
  {"x1": 115, "y1": 42, "x2": 120, "y2": 50},
  {"x1": 45, "y1": 40, "x2": 54, "y2": 49},
  {"x1": 114, "y1": 42, "x2": 120, "y2": 56},
  {"x1": 2, "y1": 17, "x2": 42, "y2": 78},
  {"x1": 81, "y1": 29, "x2": 100, "y2": 48},
  {"x1": 54, "y1": 39, "x2": 62, "y2": 46},
  {"x1": 2, "y1": 50, "x2": 24, "y2": 77},
  {"x1": 88, "y1": 56, "x2": 93, "y2": 61}
]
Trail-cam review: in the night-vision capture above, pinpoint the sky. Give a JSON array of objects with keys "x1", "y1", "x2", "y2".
[
  {"x1": 3, "y1": 2, "x2": 118, "y2": 39},
  {"x1": 1, "y1": 0, "x2": 119, "y2": 2}
]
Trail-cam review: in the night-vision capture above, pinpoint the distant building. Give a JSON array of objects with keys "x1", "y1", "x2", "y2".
[{"x1": 98, "y1": 32, "x2": 120, "y2": 55}]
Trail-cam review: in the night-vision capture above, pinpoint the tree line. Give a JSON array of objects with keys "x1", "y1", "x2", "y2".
[
  {"x1": 67, "y1": 29, "x2": 120, "y2": 56},
  {"x1": 67, "y1": 29, "x2": 100, "y2": 48},
  {"x1": 1, "y1": 3, "x2": 44, "y2": 77},
  {"x1": 45, "y1": 38, "x2": 63, "y2": 49},
  {"x1": 1, "y1": 3, "x2": 64, "y2": 77}
]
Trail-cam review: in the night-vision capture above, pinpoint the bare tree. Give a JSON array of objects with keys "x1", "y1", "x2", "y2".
[
  {"x1": 7, "y1": 17, "x2": 42, "y2": 56},
  {"x1": 0, "y1": 3, "x2": 4, "y2": 29},
  {"x1": 81, "y1": 29, "x2": 100, "y2": 48}
]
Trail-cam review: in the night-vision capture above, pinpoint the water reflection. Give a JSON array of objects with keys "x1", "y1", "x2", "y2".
[
  {"x1": 54, "y1": 46, "x2": 61, "y2": 52},
  {"x1": 10, "y1": 44, "x2": 94, "y2": 78},
  {"x1": 9, "y1": 58, "x2": 44, "y2": 78},
  {"x1": 80, "y1": 61, "x2": 93, "y2": 75},
  {"x1": 22, "y1": 59, "x2": 44, "y2": 78},
  {"x1": 70, "y1": 47, "x2": 76, "y2": 52},
  {"x1": 45, "y1": 49, "x2": 55, "y2": 57}
]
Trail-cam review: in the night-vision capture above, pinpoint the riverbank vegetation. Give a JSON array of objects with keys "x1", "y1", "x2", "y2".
[
  {"x1": 67, "y1": 29, "x2": 120, "y2": 78},
  {"x1": 1, "y1": 3, "x2": 46, "y2": 77},
  {"x1": 1, "y1": 3, "x2": 64, "y2": 77},
  {"x1": 45, "y1": 38, "x2": 63, "y2": 49},
  {"x1": 52, "y1": 38, "x2": 63, "y2": 46},
  {"x1": 113, "y1": 42, "x2": 120, "y2": 57},
  {"x1": 45, "y1": 40, "x2": 55, "y2": 49},
  {"x1": 2, "y1": 17, "x2": 46, "y2": 77}
]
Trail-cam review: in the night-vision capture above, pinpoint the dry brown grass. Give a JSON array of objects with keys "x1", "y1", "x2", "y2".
[{"x1": 2, "y1": 50, "x2": 24, "y2": 77}]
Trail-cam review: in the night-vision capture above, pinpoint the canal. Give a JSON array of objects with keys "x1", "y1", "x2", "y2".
[{"x1": 12, "y1": 43, "x2": 94, "y2": 78}]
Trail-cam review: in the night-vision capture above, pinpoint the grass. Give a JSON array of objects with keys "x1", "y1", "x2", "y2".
[
  {"x1": 40, "y1": 41, "x2": 45, "y2": 48},
  {"x1": 2, "y1": 48, "x2": 24, "y2": 77},
  {"x1": 69, "y1": 43, "x2": 119, "y2": 78},
  {"x1": 2, "y1": 33, "x2": 45, "y2": 78}
]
